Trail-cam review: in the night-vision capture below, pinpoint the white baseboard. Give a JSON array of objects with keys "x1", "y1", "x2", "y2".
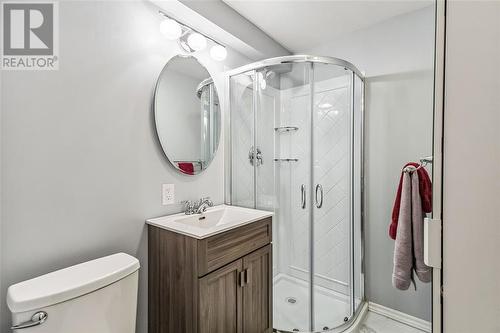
[{"x1": 368, "y1": 302, "x2": 431, "y2": 332}]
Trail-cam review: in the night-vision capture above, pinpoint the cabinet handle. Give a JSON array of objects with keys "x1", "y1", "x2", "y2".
[
  {"x1": 245, "y1": 268, "x2": 251, "y2": 285},
  {"x1": 239, "y1": 271, "x2": 245, "y2": 287}
]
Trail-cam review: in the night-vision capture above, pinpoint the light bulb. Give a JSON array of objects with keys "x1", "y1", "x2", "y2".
[
  {"x1": 210, "y1": 44, "x2": 227, "y2": 61},
  {"x1": 160, "y1": 18, "x2": 182, "y2": 40},
  {"x1": 187, "y1": 33, "x2": 207, "y2": 51}
]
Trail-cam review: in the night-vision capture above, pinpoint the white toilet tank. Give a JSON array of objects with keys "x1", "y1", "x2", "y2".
[{"x1": 7, "y1": 253, "x2": 140, "y2": 333}]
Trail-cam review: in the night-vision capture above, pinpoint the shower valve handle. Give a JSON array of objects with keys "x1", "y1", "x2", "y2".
[{"x1": 248, "y1": 146, "x2": 263, "y2": 166}]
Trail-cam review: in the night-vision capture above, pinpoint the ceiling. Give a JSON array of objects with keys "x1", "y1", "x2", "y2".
[{"x1": 222, "y1": 0, "x2": 433, "y2": 53}]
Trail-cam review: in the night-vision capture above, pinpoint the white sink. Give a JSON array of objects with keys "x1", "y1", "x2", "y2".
[{"x1": 146, "y1": 204, "x2": 273, "y2": 239}]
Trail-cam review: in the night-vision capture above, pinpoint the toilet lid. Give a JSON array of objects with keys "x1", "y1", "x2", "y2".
[{"x1": 7, "y1": 252, "x2": 140, "y2": 313}]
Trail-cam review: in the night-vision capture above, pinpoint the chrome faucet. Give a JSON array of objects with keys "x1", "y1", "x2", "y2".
[
  {"x1": 195, "y1": 197, "x2": 213, "y2": 214},
  {"x1": 182, "y1": 197, "x2": 213, "y2": 215}
]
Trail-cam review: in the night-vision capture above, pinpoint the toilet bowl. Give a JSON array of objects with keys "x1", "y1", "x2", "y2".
[{"x1": 7, "y1": 253, "x2": 140, "y2": 333}]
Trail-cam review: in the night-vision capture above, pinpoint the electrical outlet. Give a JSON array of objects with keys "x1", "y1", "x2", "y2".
[{"x1": 162, "y1": 184, "x2": 175, "y2": 205}]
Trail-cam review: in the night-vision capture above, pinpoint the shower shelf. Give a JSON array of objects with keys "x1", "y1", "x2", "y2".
[
  {"x1": 274, "y1": 126, "x2": 299, "y2": 133},
  {"x1": 273, "y1": 158, "x2": 299, "y2": 162}
]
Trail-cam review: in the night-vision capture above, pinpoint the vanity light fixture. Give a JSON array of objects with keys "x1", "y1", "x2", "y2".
[
  {"x1": 159, "y1": 18, "x2": 182, "y2": 40},
  {"x1": 187, "y1": 32, "x2": 207, "y2": 51},
  {"x1": 158, "y1": 11, "x2": 227, "y2": 61},
  {"x1": 210, "y1": 44, "x2": 228, "y2": 61}
]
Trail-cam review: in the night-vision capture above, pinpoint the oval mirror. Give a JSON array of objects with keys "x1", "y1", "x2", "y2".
[{"x1": 154, "y1": 55, "x2": 221, "y2": 175}]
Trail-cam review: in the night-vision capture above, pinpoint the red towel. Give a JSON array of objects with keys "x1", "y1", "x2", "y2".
[
  {"x1": 178, "y1": 162, "x2": 194, "y2": 175},
  {"x1": 389, "y1": 162, "x2": 432, "y2": 240}
]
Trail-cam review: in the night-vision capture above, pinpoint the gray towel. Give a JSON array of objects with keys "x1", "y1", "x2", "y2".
[
  {"x1": 392, "y1": 168, "x2": 431, "y2": 290},
  {"x1": 392, "y1": 171, "x2": 413, "y2": 290}
]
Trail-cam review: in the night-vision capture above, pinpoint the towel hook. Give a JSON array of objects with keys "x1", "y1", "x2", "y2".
[
  {"x1": 404, "y1": 156, "x2": 433, "y2": 173},
  {"x1": 417, "y1": 156, "x2": 433, "y2": 170},
  {"x1": 420, "y1": 156, "x2": 433, "y2": 165}
]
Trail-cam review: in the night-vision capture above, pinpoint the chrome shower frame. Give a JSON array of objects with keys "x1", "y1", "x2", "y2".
[{"x1": 224, "y1": 55, "x2": 365, "y2": 333}]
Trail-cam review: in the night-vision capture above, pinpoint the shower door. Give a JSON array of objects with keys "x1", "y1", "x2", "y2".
[
  {"x1": 230, "y1": 63, "x2": 315, "y2": 332},
  {"x1": 229, "y1": 59, "x2": 362, "y2": 333},
  {"x1": 312, "y1": 64, "x2": 355, "y2": 329},
  {"x1": 262, "y1": 63, "x2": 314, "y2": 332},
  {"x1": 229, "y1": 71, "x2": 255, "y2": 208}
]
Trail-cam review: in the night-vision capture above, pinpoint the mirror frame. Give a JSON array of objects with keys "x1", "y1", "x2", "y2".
[{"x1": 153, "y1": 54, "x2": 221, "y2": 176}]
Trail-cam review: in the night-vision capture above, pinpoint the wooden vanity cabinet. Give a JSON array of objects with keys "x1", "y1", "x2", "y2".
[
  {"x1": 241, "y1": 245, "x2": 272, "y2": 333},
  {"x1": 148, "y1": 217, "x2": 272, "y2": 333}
]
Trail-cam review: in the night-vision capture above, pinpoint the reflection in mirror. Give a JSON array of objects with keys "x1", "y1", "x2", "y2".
[{"x1": 154, "y1": 56, "x2": 220, "y2": 175}]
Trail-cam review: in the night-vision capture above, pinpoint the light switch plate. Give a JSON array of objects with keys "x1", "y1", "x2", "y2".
[{"x1": 162, "y1": 184, "x2": 175, "y2": 205}]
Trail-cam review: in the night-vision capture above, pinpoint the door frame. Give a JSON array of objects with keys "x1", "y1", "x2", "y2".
[{"x1": 431, "y1": 0, "x2": 446, "y2": 332}]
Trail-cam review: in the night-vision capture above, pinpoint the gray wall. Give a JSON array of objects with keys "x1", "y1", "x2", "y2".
[
  {"x1": 364, "y1": 71, "x2": 433, "y2": 320},
  {"x1": 0, "y1": 1, "x2": 249, "y2": 332},
  {"x1": 306, "y1": 7, "x2": 435, "y2": 321}
]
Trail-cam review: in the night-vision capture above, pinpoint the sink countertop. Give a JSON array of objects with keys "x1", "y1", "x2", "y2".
[{"x1": 146, "y1": 204, "x2": 273, "y2": 239}]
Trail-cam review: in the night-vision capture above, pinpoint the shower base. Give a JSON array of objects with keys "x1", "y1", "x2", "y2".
[{"x1": 273, "y1": 274, "x2": 356, "y2": 332}]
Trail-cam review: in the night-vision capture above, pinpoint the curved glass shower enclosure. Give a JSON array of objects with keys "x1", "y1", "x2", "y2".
[{"x1": 226, "y1": 55, "x2": 364, "y2": 332}]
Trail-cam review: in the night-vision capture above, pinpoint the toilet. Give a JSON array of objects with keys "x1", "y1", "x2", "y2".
[{"x1": 7, "y1": 253, "x2": 140, "y2": 333}]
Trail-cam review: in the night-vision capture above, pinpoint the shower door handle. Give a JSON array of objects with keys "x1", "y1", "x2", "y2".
[
  {"x1": 315, "y1": 184, "x2": 323, "y2": 208},
  {"x1": 301, "y1": 184, "x2": 306, "y2": 209}
]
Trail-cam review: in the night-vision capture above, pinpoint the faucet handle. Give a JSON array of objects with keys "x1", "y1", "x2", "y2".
[
  {"x1": 181, "y1": 200, "x2": 195, "y2": 215},
  {"x1": 201, "y1": 197, "x2": 213, "y2": 206}
]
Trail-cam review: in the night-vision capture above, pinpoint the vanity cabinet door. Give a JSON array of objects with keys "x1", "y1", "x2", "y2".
[
  {"x1": 199, "y1": 259, "x2": 243, "y2": 333},
  {"x1": 242, "y1": 244, "x2": 272, "y2": 333}
]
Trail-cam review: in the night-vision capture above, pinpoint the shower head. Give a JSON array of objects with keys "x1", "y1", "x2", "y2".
[{"x1": 265, "y1": 71, "x2": 275, "y2": 79}]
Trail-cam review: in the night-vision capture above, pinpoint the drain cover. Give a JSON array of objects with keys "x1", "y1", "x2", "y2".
[{"x1": 285, "y1": 297, "x2": 297, "y2": 304}]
